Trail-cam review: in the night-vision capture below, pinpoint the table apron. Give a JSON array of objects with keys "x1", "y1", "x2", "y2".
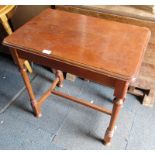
[{"x1": 17, "y1": 49, "x2": 117, "y2": 88}]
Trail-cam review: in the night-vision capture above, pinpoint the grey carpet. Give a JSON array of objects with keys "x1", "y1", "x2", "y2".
[
  {"x1": 0, "y1": 54, "x2": 155, "y2": 149},
  {"x1": 0, "y1": 54, "x2": 36, "y2": 113}
]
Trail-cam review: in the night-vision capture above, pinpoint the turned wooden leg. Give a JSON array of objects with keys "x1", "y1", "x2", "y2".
[
  {"x1": 52, "y1": 69, "x2": 64, "y2": 87},
  {"x1": 56, "y1": 70, "x2": 64, "y2": 87},
  {"x1": 103, "y1": 80, "x2": 128, "y2": 145},
  {"x1": 10, "y1": 48, "x2": 40, "y2": 117},
  {"x1": 103, "y1": 98, "x2": 123, "y2": 145},
  {"x1": 20, "y1": 66, "x2": 41, "y2": 117}
]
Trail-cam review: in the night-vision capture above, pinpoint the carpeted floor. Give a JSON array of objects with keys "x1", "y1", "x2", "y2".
[{"x1": 0, "y1": 54, "x2": 155, "y2": 150}]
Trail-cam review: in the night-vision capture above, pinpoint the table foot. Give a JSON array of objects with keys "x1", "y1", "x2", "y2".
[
  {"x1": 58, "y1": 84, "x2": 63, "y2": 88},
  {"x1": 103, "y1": 97, "x2": 123, "y2": 145},
  {"x1": 36, "y1": 113, "x2": 42, "y2": 118},
  {"x1": 103, "y1": 141, "x2": 111, "y2": 146},
  {"x1": 103, "y1": 130, "x2": 112, "y2": 145},
  {"x1": 103, "y1": 126, "x2": 117, "y2": 145},
  {"x1": 31, "y1": 99, "x2": 42, "y2": 118}
]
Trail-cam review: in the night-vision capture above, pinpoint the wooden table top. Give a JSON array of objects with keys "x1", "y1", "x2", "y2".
[{"x1": 3, "y1": 8, "x2": 151, "y2": 81}]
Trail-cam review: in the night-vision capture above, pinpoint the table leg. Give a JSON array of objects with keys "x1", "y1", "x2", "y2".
[
  {"x1": 56, "y1": 70, "x2": 64, "y2": 87},
  {"x1": 20, "y1": 66, "x2": 41, "y2": 117},
  {"x1": 103, "y1": 98, "x2": 123, "y2": 145},
  {"x1": 103, "y1": 81, "x2": 128, "y2": 145},
  {"x1": 9, "y1": 49, "x2": 40, "y2": 117},
  {"x1": 52, "y1": 69, "x2": 64, "y2": 87}
]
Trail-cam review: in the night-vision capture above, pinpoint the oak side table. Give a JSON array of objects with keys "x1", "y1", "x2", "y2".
[{"x1": 3, "y1": 9, "x2": 150, "y2": 145}]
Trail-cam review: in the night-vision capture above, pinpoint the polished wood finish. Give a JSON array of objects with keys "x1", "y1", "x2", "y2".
[
  {"x1": 3, "y1": 9, "x2": 150, "y2": 81},
  {"x1": 38, "y1": 77, "x2": 59, "y2": 106},
  {"x1": 3, "y1": 9, "x2": 150, "y2": 145},
  {"x1": 52, "y1": 90, "x2": 112, "y2": 115},
  {"x1": 104, "y1": 98, "x2": 124, "y2": 145},
  {"x1": 55, "y1": 5, "x2": 155, "y2": 106}
]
